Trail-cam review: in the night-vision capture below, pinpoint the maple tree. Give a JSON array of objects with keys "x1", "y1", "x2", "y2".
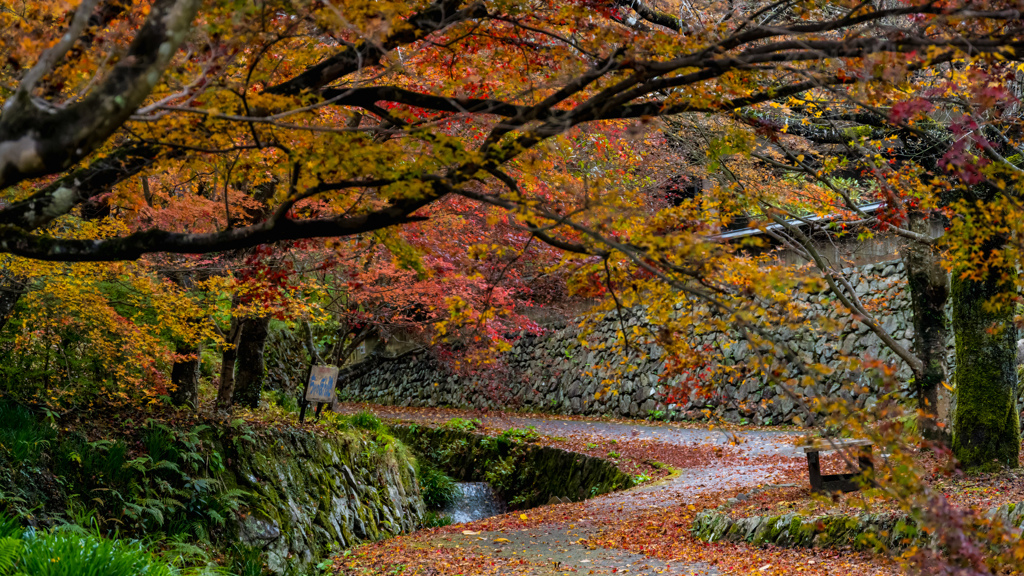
[{"x1": 0, "y1": 223, "x2": 217, "y2": 405}]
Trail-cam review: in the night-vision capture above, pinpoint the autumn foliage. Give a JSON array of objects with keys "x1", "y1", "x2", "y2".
[{"x1": 0, "y1": 0, "x2": 1024, "y2": 572}]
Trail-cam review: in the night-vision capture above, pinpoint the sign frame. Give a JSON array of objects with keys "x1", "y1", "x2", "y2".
[{"x1": 299, "y1": 364, "x2": 339, "y2": 422}]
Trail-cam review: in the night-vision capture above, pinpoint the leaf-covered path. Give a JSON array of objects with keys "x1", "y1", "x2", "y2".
[{"x1": 332, "y1": 404, "x2": 898, "y2": 575}]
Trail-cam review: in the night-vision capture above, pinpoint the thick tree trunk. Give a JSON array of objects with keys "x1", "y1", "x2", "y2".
[
  {"x1": 215, "y1": 318, "x2": 241, "y2": 409},
  {"x1": 170, "y1": 342, "x2": 200, "y2": 410},
  {"x1": 164, "y1": 270, "x2": 202, "y2": 410},
  {"x1": 900, "y1": 228, "x2": 950, "y2": 442},
  {"x1": 233, "y1": 316, "x2": 272, "y2": 409},
  {"x1": 951, "y1": 243, "x2": 1020, "y2": 468}
]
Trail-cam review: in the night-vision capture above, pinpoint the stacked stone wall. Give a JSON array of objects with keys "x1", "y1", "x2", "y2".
[
  {"x1": 342, "y1": 260, "x2": 966, "y2": 424},
  {"x1": 226, "y1": 426, "x2": 423, "y2": 575}
]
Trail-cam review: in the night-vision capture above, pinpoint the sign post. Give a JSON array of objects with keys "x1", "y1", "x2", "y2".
[{"x1": 299, "y1": 365, "x2": 339, "y2": 423}]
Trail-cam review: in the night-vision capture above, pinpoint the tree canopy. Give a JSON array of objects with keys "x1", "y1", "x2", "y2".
[{"x1": 0, "y1": 0, "x2": 1019, "y2": 260}]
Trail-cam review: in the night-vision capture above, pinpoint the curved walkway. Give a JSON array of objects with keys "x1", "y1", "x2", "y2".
[{"x1": 334, "y1": 404, "x2": 811, "y2": 576}]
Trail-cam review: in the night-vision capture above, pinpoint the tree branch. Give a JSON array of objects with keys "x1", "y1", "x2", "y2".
[
  {"x1": 766, "y1": 210, "x2": 925, "y2": 374},
  {"x1": 14, "y1": 0, "x2": 103, "y2": 99},
  {"x1": 0, "y1": 144, "x2": 164, "y2": 231},
  {"x1": 0, "y1": 0, "x2": 201, "y2": 191},
  {"x1": 0, "y1": 188, "x2": 443, "y2": 261},
  {"x1": 265, "y1": 0, "x2": 487, "y2": 95}
]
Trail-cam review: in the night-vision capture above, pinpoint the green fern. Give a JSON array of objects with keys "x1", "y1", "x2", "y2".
[
  {"x1": 0, "y1": 515, "x2": 21, "y2": 541},
  {"x1": 0, "y1": 537, "x2": 22, "y2": 575}
]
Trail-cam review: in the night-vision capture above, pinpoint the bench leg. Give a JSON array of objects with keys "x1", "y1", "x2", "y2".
[
  {"x1": 858, "y1": 446, "x2": 874, "y2": 485},
  {"x1": 806, "y1": 451, "x2": 822, "y2": 492}
]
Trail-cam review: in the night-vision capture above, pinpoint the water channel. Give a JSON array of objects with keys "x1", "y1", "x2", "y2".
[{"x1": 441, "y1": 482, "x2": 507, "y2": 523}]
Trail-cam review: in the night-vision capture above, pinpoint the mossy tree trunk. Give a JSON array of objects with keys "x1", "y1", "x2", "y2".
[
  {"x1": 951, "y1": 238, "x2": 1020, "y2": 468},
  {"x1": 234, "y1": 315, "x2": 272, "y2": 409},
  {"x1": 900, "y1": 221, "x2": 950, "y2": 442},
  {"x1": 215, "y1": 294, "x2": 242, "y2": 409}
]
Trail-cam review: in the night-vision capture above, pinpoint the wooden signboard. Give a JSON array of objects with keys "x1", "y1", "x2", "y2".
[{"x1": 305, "y1": 365, "x2": 339, "y2": 403}]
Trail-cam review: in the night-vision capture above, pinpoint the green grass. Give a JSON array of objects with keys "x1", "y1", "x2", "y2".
[
  {"x1": 439, "y1": 418, "x2": 481, "y2": 432},
  {"x1": 498, "y1": 426, "x2": 540, "y2": 443},
  {"x1": 15, "y1": 531, "x2": 176, "y2": 576}
]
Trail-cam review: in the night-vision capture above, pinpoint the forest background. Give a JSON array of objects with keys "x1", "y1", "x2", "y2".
[{"x1": 0, "y1": 0, "x2": 1023, "y2": 573}]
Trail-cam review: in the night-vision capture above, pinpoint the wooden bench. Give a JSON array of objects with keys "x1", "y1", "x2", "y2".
[{"x1": 800, "y1": 438, "x2": 874, "y2": 493}]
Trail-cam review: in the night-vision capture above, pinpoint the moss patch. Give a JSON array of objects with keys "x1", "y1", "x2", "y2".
[{"x1": 950, "y1": 264, "x2": 1020, "y2": 469}]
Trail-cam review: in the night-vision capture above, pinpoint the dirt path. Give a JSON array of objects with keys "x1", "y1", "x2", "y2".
[{"x1": 331, "y1": 404, "x2": 894, "y2": 575}]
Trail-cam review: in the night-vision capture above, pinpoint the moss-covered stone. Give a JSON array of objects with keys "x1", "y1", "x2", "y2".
[
  {"x1": 699, "y1": 499, "x2": 1024, "y2": 551},
  {"x1": 220, "y1": 426, "x2": 423, "y2": 576},
  {"x1": 694, "y1": 510, "x2": 919, "y2": 550}
]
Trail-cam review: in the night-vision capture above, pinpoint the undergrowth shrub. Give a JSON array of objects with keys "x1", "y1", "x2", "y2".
[
  {"x1": 48, "y1": 421, "x2": 244, "y2": 537},
  {"x1": 440, "y1": 418, "x2": 481, "y2": 432},
  {"x1": 483, "y1": 455, "x2": 517, "y2": 494},
  {"x1": 418, "y1": 463, "x2": 461, "y2": 510},
  {"x1": 347, "y1": 411, "x2": 385, "y2": 434},
  {"x1": 269, "y1": 390, "x2": 298, "y2": 413},
  {"x1": 0, "y1": 403, "x2": 244, "y2": 543},
  {"x1": 0, "y1": 403, "x2": 56, "y2": 466}
]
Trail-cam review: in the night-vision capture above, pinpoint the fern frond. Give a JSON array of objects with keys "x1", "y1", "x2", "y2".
[{"x1": 0, "y1": 537, "x2": 23, "y2": 575}]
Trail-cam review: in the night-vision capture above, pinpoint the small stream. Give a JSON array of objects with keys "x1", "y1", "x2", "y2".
[{"x1": 442, "y1": 482, "x2": 506, "y2": 523}]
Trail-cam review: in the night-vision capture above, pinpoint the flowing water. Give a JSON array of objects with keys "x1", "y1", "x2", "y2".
[{"x1": 443, "y1": 482, "x2": 506, "y2": 523}]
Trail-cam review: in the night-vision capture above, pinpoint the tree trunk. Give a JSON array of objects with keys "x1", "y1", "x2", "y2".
[
  {"x1": 170, "y1": 342, "x2": 200, "y2": 410},
  {"x1": 900, "y1": 226, "x2": 950, "y2": 442},
  {"x1": 233, "y1": 316, "x2": 271, "y2": 409},
  {"x1": 215, "y1": 318, "x2": 241, "y2": 409},
  {"x1": 0, "y1": 272, "x2": 26, "y2": 333},
  {"x1": 951, "y1": 241, "x2": 1020, "y2": 469}
]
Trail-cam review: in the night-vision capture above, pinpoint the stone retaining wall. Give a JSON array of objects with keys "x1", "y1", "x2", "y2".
[
  {"x1": 691, "y1": 501, "x2": 1024, "y2": 549},
  {"x1": 225, "y1": 426, "x2": 423, "y2": 575},
  {"x1": 344, "y1": 260, "x2": 925, "y2": 425}
]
